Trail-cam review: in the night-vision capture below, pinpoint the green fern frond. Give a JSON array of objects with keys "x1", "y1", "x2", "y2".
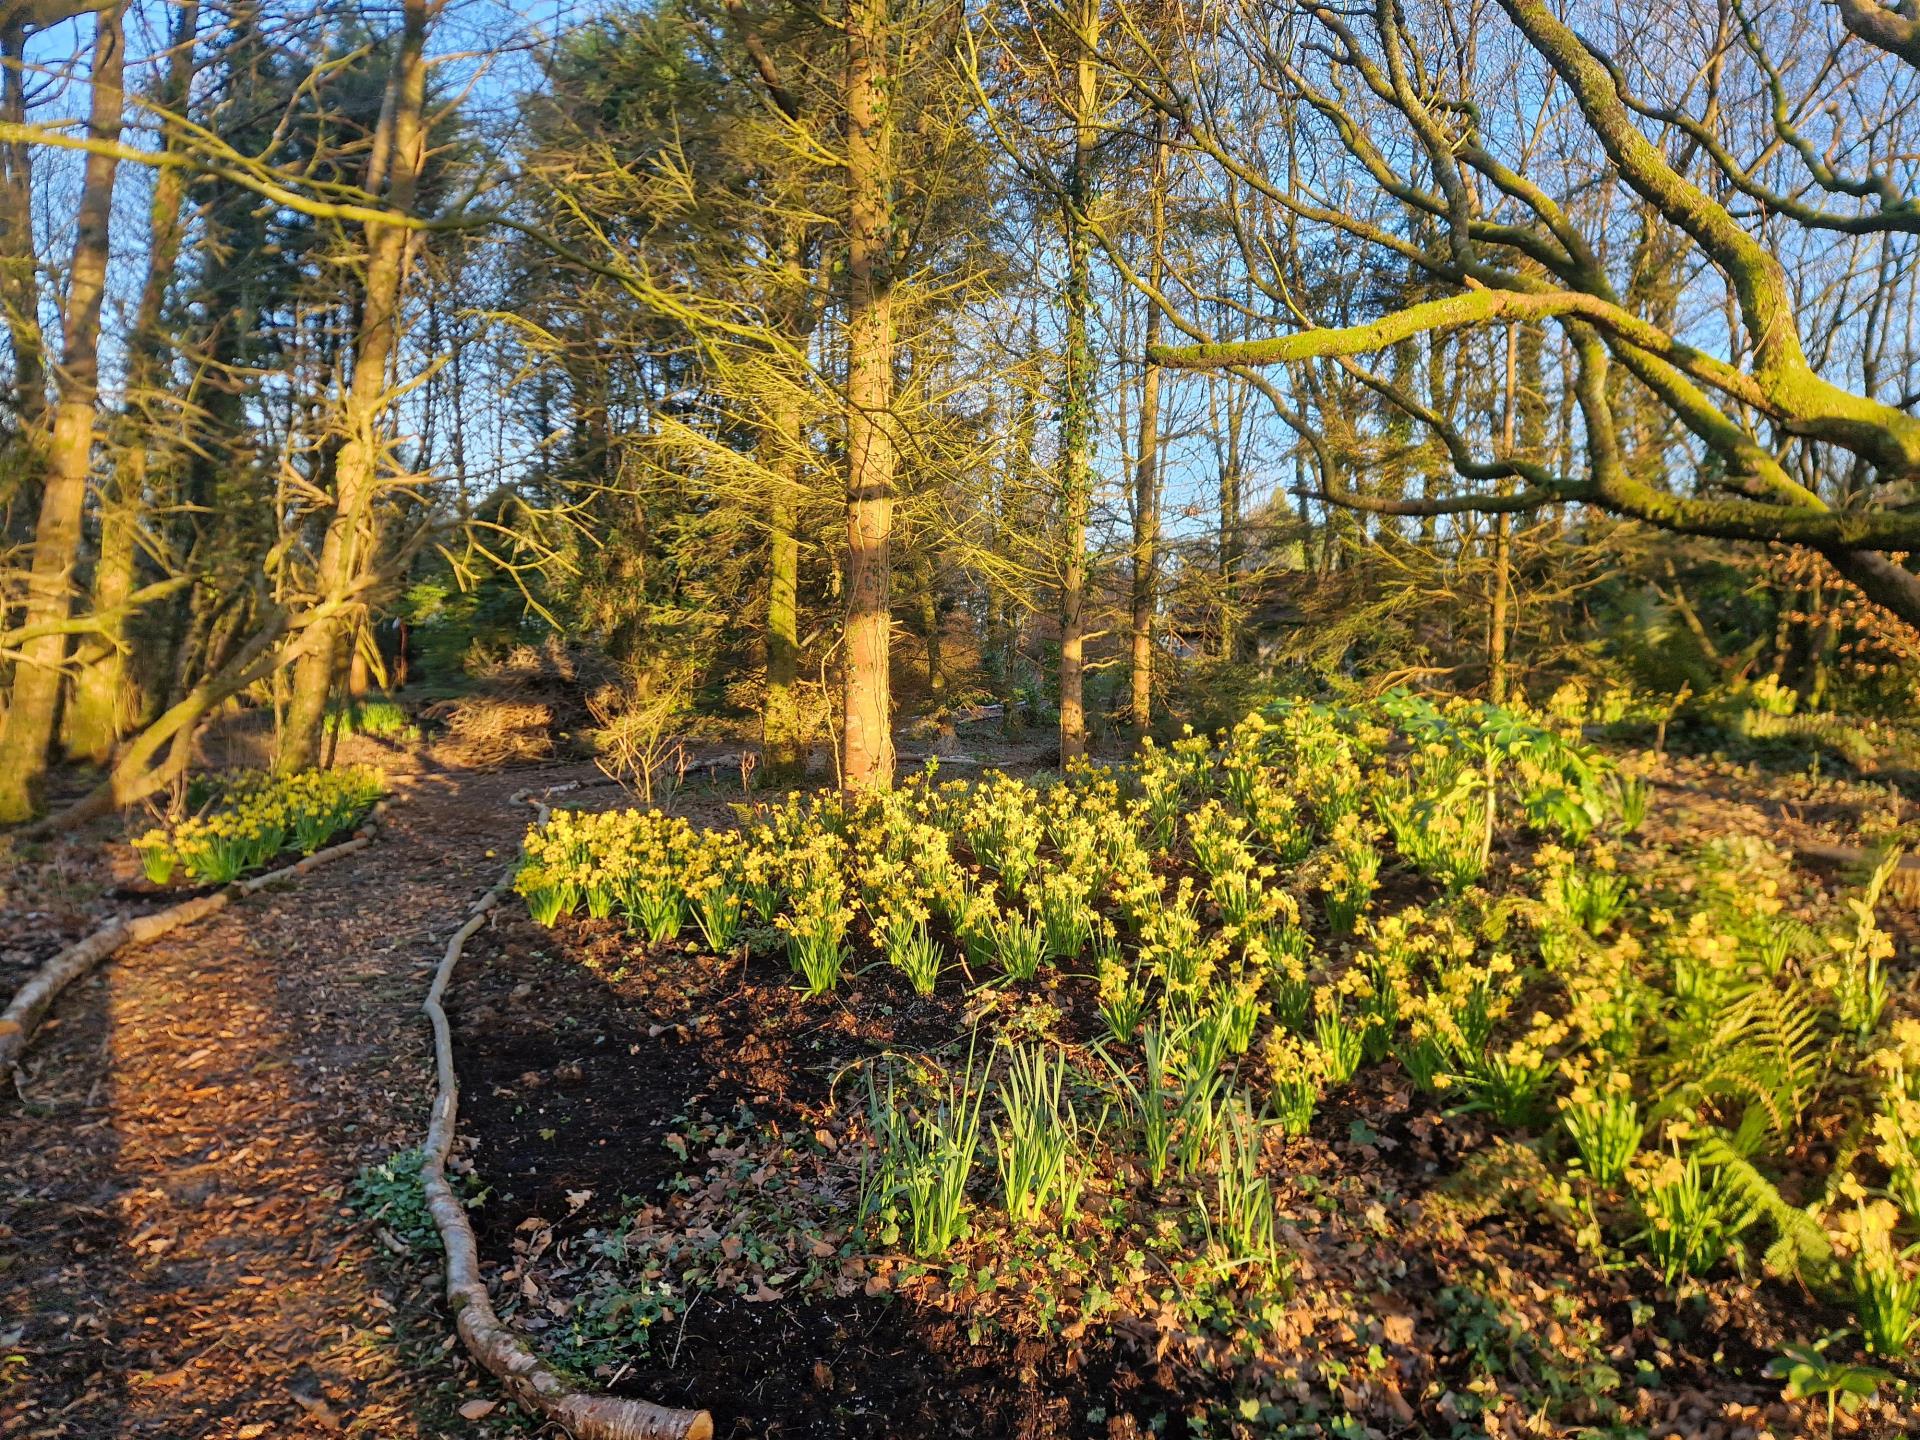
[{"x1": 1694, "y1": 1133, "x2": 1833, "y2": 1283}]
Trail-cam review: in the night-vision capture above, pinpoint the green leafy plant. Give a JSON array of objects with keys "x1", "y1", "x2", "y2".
[
  {"x1": 884, "y1": 912, "x2": 944, "y2": 997},
  {"x1": 349, "y1": 1146, "x2": 474, "y2": 1252},
  {"x1": 784, "y1": 881, "x2": 850, "y2": 996},
  {"x1": 992, "y1": 909, "x2": 1046, "y2": 982},
  {"x1": 692, "y1": 876, "x2": 745, "y2": 952},
  {"x1": 1847, "y1": 1221, "x2": 1920, "y2": 1359},
  {"x1": 1267, "y1": 1033, "x2": 1321, "y2": 1138},
  {"x1": 1314, "y1": 1000, "x2": 1363, "y2": 1085},
  {"x1": 1200, "y1": 1100, "x2": 1279, "y2": 1271},
  {"x1": 1560, "y1": 1082, "x2": 1643, "y2": 1187},
  {"x1": 1095, "y1": 936, "x2": 1147, "y2": 1043},
  {"x1": 627, "y1": 883, "x2": 686, "y2": 945},
  {"x1": 1322, "y1": 840, "x2": 1380, "y2": 935},
  {"x1": 1767, "y1": 1342, "x2": 1892, "y2": 1433},
  {"x1": 1638, "y1": 1150, "x2": 1755, "y2": 1284},
  {"x1": 993, "y1": 1043, "x2": 1082, "y2": 1228},
  {"x1": 1101, "y1": 1024, "x2": 1178, "y2": 1186},
  {"x1": 863, "y1": 1054, "x2": 986, "y2": 1257}
]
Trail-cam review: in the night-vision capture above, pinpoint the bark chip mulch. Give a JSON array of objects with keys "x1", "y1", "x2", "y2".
[{"x1": 0, "y1": 765, "x2": 564, "y2": 1440}]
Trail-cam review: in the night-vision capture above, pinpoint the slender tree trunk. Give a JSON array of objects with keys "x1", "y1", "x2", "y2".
[
  {"x1": 994, "y1": 382, "x2": 1039, "y2": 734},
  {"x1": 1056, "y1": 0, "x2": 1101, "y2": 766},
  {"x1": 0, "y1": 5, "x2": 126, "y2": 822},
  {"x1": 913, "y1": 551, "x2": 944, "y2": 697},
  {"x1": 1488, "y1": 326, "x2": 1517, "y2": 704},
  {"x1": 1420, "y1": 332, "x2": 1449, "y2": 546},
  {"x1": 1214, "y1": 380, "x2": 1244, "y2": 662},
  {"x1": 1129, "y1": 129, "x2": 1167, "y2": 737},
  {"x1": 279, "y1": 0, "x2": 430, "y2": 773},
  {"x1": 765, "y1": 491, "x2": 802, "y2": 775},
  {"x1": 764, "y1": 230, "x2": 810, "y2": 783},
  {"x1": 66, "y1": 0, "x2": 201, "y2": 763},
  {"x1": 347, "y1": 631, "x2": 371, "y2": 698},
  {"x1": 841, "y1": 0, "x2": 895, "y2": 791},
  {"x1": 0, "y1": 14, "x2": 45, "y2": 452}
]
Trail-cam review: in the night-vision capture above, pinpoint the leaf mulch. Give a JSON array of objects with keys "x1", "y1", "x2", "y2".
[{"x1": 0, "y1": 762, "x2": 569, "y2": 1440}]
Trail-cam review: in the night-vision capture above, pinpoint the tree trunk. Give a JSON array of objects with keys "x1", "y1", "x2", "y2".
[
  {"x1": 1056, "y1": 0, "x2": 1101, "y2": 766},
  {"x1": 763, "y1": 230, "x2": 810, "y2": 784},
  {"x1": 764, "y1": 494, "x2": 802, "y2": 777},
  {"x1": 1823, "y1": 549, "x2": 1920, "y2": 633},
  {"x1": 62, "y1": 496, "x2": 135, "y2": 760},
  {"x1": 1214, "y1": 379, "x2": 1244, "y2": 662},
  {"x1": 279, "y1": 0, "x2": 431, "y2": 773},
  {"x1": 1129, "y1": 128, "x2": 1167, "y2": 737},
  {"x1": 65, "y1": 1, "x2": 201, "y2": 764},
  {"x1": 0, "y1": 13, "x2": 45, "y2": 452},
  {"x1": 914, "y1": 551, "x2": 944, "y2": 697},
  {"x1": 0, "y1": 4, "x2": 126, "y2": 822},
  {"x1": 1488, "y1": 326, "x2": 1517, "y2": 704},
  {"x1": 841, "y1": 0, "x2": 895, "y2": 791}
]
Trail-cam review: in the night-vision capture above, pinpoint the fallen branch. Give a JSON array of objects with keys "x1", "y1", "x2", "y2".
[
  {"x1": 418, "y1": 790, "x2": 712, "y2": 1440},
  {"x1": 0, "y1": 804, "x2": 388, "y2": 1076}
]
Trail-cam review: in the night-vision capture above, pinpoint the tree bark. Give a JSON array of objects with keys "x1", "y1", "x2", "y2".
[
  {"x1": 0, "y1": 3, "x2": 125, "y2": 821},
  {"x1": 913, "y1": 550, "x2": 944, "y2": 697},
  {"x1": 65, "y1": 0, "x2": 200, "y2": 762},
  {"x1": 0, "y1": 14, "x2": 45, "y2": 449},
  {"x1": 1488, "y1": 327, "x2": 1517, "y2": 704},
  {"x1": 1213, "y1": 379, "x2": 1244, "y2": 661},
  {"x1": 1055, "y1": 0, "x2": 1101, "y2": 766},
  {"x1": 1129, "y1": 129, "x2": 1167, "y2": 736},
  {"x1": 841, "y1": 0, "x2": 895, "y2": 791},
  {"x1": 279, "y1": 0, "x2": 430, "y2": 772},
  {"x1": 763, "y1": 228, "x2": 811, "y2": 783}
]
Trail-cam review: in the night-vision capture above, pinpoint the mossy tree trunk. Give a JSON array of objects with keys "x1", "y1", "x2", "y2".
[
  {"x1": 0, "y1": 3, "x2": 126, "y2": 821},
  {"x1": 279, "y1": 0, "x2": 431, "y2": 773},
  {"x1": 65, "y1": 0, "x2": 201, "y2": 764}
]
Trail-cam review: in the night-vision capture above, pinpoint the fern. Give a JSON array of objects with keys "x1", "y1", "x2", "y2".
[
  {"x1": 1693, "y1": 1132, "x2": 1833, "y2": 1283},
  {"x1": 1690, "y1": 982, "x2": 1829, "y2": 1140},
  {"x1": 1737, "y1": 709, "x2": 1878, "y2": 768}
]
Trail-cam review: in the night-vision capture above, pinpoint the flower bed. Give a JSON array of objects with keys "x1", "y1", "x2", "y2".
[
  {"x1": 132, "y1": 765, "x2": 386, "y2": 886},
  {"x1": 473, "y1": 693, "x2": 1915, "y2": 1434}
]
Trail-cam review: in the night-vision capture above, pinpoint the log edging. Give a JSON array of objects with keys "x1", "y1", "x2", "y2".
[{"x1": 417, "y1": 784, "x2": 712, "y2": 1440}]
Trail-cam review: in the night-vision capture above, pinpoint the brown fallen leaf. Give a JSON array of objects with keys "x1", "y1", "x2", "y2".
[
  {"x1": 458, "y1": 1398, "x2": 497, "y2": 1420},
  {"x1": 288, "y1": 1387, "x2": 342, "y2": 1432}
]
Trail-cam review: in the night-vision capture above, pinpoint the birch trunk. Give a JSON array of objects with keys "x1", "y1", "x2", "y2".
[{"x1": 1128, "y1": 129, "x2": 1167, "y2": 736}]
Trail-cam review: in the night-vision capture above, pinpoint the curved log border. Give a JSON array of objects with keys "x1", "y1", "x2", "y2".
[
  {"x1": 418, "y1": 787, "x2": 712, "y2": 1440},
  {"x1": 0, "y1": 800, "x2": 391, "y2": 1077}
]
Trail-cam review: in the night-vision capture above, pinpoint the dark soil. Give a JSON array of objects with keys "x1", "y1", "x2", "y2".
[{"x1": 452, "y1": 908, "x2": 1206, "y2": 1437}]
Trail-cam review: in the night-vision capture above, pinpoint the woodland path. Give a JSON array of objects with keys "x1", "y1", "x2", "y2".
[{"x1": 0, "y1": 764, "x2": 571, "y2": 1440}]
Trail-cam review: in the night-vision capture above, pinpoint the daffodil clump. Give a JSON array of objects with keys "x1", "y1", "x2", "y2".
[{"x1": 133, "y1": 765, "x2": 384, "y2": 885}]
